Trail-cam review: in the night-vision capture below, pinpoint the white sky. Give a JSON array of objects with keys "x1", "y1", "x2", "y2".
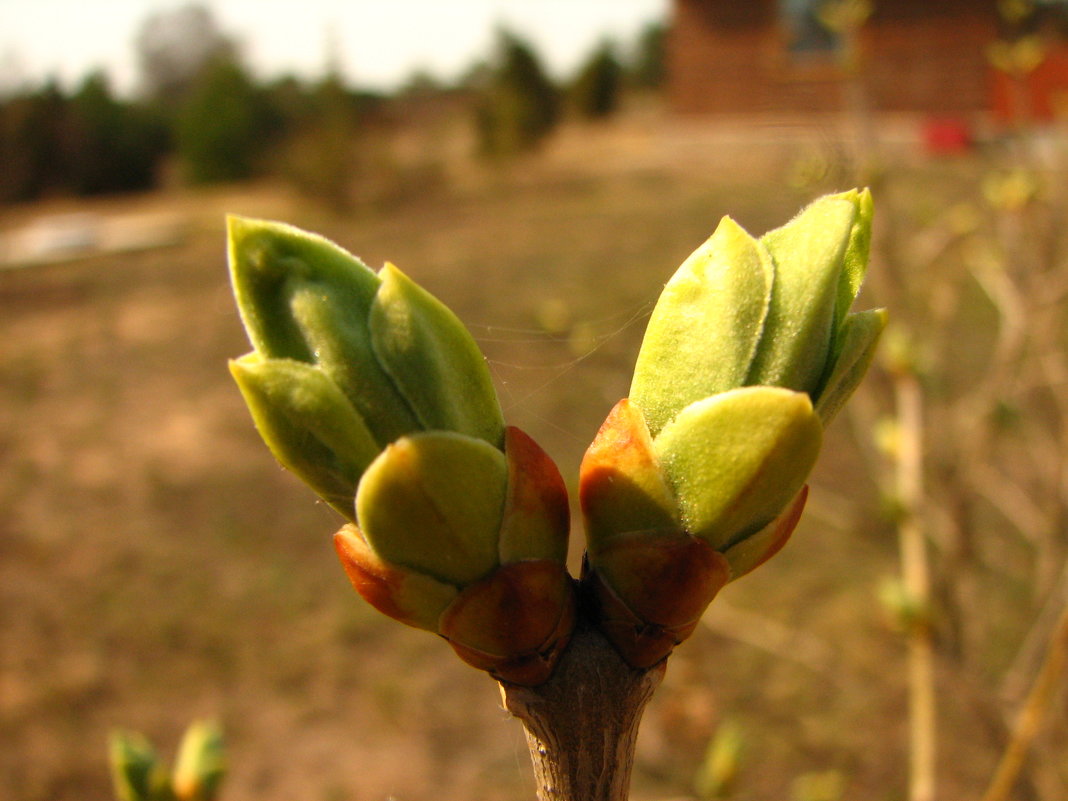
[{"x1": 0, "y1": 0, "x2": 668, "y2": 96}]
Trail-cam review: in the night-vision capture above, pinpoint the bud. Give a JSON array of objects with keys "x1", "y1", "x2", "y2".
[
  {"x1": 108, "y1": 731, "x2": 171, "y2": 801},
  {"x1": 172, "y1": 720, "x2": 225, "y2": 801},
  {"x1": 581, "y1": 191, "x2": 885, "y2": 667},
  {"x1": 228, "y1": 218, "x2": 573, "y2": 685},
  {"x1": 227, "y1": 216, "x2": 505, "y2": 506}
]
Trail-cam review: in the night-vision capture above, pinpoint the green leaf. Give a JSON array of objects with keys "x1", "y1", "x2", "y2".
[
  {"x1": 228, "y1": 216, "x2": 420, "y2": 446},
  {"x1": 227, "y1": 216, "x2": 378, "y2": 363},
  {"x1": 370, "y1": 264, "x2": 505, "y2": 447},
  {"x1": 289, "y1": 283, "x2": 419, "y2": 446},
  {"x1": 653, "y1": 387, "x2": 822, "y2": 550},
  {"x1": 748, "y1": 196, "x2": 858, "y2": 394},
  {"x1": 355, "y1": 432, "x2": 508, "y2": 586},
  {"x1": 833, "y1": 188, "x2": 874, "y2": 333},
  {"x1": 229, "y1": 354, "x2": 379, "y2": 520},
  {"x1": 814, "y1": 308, "x2": 887, "y2": 425},
  {"x1": 172, "y1": 721, "x2": 225, "y2": 801},
  {"x1": 630, "y1": 217, "x2": 773, "y2": 436}
]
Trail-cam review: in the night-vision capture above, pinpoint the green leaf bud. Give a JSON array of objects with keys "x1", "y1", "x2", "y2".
[
  {"x1": 370, "y1": 263, "x2": 504, "y2": 446},
  {"x1": 227, "y1": 216, "x2": 504, "y2": 467},
  {"x1": 630, "y1": 216, "x2": 773, "y2": 436},
  {"x1": 581, "y1": 191, "x2": 883, "y2": 667},
  {"x1": 227, "y1": 216, "x2": 420, "y2": 447},
  {"x1": 229, "y1": 354, "x2": 378, "y2": 520},
  {"x1": 172, "y1": 720, "x2": 225, "y2": 801},
  {"x1": 355, "y1": 432, "x2": 508, "y2": 587},
  {"x1": 653, "y1": 387, "x2": 821, "y2": 551},
  {"x1": 747, "y1": 194, "x2": 857, "y2": 393},
  {"x1": 108, "y1": 731, "x2": 171, "y2": 801},
  {"x1": 335, "y1": 427, "x2": 574, "y2": 685},
  {"x1": 229, "y1": 218, "x2": 573, "y2": 685},
  {"x1": 814, "y1": 308, "x2": 887, "y2": 425}
]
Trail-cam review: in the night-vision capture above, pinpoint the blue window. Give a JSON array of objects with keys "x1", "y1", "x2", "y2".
[{"x1": 780, "y1": 0, "x2": 841, "y2": 56}]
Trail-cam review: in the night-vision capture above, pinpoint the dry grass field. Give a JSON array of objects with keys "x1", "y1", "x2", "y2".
[{"x1": 2, "y1": 115, "x2": 1065, "y2": 801}]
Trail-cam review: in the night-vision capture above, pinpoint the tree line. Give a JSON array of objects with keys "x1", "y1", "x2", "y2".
[{"x1": 0, "y1": 4, "x2": 665, "y2": 205}]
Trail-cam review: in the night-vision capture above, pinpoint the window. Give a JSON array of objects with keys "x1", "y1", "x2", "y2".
[{"x1": 780, "y1": 0, "x2": 841, "y2": 58}]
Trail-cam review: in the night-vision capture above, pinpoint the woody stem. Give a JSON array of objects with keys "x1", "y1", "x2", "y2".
[{"x1": 499, "y1": 617, "x2": 665, "y2": 801}]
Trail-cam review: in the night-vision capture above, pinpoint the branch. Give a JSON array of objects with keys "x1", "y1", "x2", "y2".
[{"x1": 500, "y1": 618, "x2": 666, "y2": 801}]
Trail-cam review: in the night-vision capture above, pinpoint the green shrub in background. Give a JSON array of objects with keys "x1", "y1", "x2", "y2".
[
  {"x1": 175, "y1": 54, "x2": 274, "y2": 184},
  {"x1": 475, "y1": 29, "x2": 560, "y2": 158},
  {"x1": 67, "y1": 73, "x2": 169, "y2": 196},
  {"x1": 0, "y1": 76, "x2": 166, "y2": 202},
  {"x1": 628, "y1": 21, "x2": 667, "y2": 90},
  {"x1": 569, "y1": 42, "x2": 623, "y2": 120}
]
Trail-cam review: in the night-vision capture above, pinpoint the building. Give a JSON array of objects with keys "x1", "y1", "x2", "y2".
[{"x1": 667, "y1": 0, "x2": 1004, "y2": 119}]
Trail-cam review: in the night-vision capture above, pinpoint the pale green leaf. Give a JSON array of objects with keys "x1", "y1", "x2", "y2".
[
  {"x1": 833, "y1": 188, "x2": 874, "y2": 333},
  {"x1": 814, "y1": 308, "x2": 887, "y2": 425},
  {"x1": 653, "y1": 387, "x2": 822, "y2": 550},
  {"x1": 108, "y1": 731, "x2": 168, "y2": 801},
  {"x1": 229, "y1": 354, "x2": 379, "y2": 520},
  {"x1": 631, "y1": 217, "x2": 773, "y2": 436},
  {"x1": 172, "y1": 721, "x2": 225, "y2": 801},
  {"x1": 227, "y1": 215, "x2": 420, "y2": 446},
  {"x1": 748, "y1": 196, "x2": 857, "y2": 394},
  {"x1": 370, "y1": 264, "x2": 505, "y2": 447},
  {"x1": 356, "y1": 432, "x2": 508, "y2": 586}
]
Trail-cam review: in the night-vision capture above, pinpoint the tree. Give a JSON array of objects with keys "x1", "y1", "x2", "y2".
[
  {"x1": 276, "y1": 71, "x2": 362, "y2": 210},
  {"x1": 135, "y1": 3, "x2": 235, "y2": 108},
  {"x1": 569, "y1": 42, "x2": 623, "y2": 120},
  {"x1": 174, "y1": 53, "x2": 270, "y2": 184},
  {"x1": 0, "y1": 81, "x2": 68, "y2": 201},
  {"x1": 67, "y1": 72, "x2": 167, "y2": 194},
  {"x1": 475, "y1": 30, "x2": 560, "y2": 158},
  {"x1": 629, "y1": 22, "x2": 667, "y2": 90}
]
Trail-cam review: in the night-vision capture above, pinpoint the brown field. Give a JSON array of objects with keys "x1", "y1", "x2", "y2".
[{"x1": 2, "y1": 114, "x2": 1065, "y2": 801}]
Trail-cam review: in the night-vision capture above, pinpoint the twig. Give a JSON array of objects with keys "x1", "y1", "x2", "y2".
[
  {"x1": 500, "y1": 616, "x2": 666, "y2": 801},
  {"x1": 895, "y1": 368, "x2": 937, "y2": 801},
  {"x1": 980, "y1": 606, "x2": 1068, "y2": 801}
]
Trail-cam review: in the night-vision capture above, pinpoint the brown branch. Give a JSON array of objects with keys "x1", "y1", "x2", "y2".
[
  {"x1": 500, "y1": 617, "x2": 666, "y2": 801},
  {"x1": 981, "y1": 606, "x2": 1068, "y2": 801}
]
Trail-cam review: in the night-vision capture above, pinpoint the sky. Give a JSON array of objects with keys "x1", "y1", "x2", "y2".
[{"x1": 0, "y1": 0, "x2": 668, "y2": 97}]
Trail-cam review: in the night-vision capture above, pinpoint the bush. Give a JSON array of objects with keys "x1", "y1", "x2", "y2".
[
  {"x1": 569, "y1": 42, "x2": 623, "y2": 120},
  {"x1": 67, "y1": 73, "x2": 167, "y2": 195},
  {"x1": 0, "y1": 76, "x2": 166, "y2": 202},
  {"x1": 475, "y1": 30, "x2": 560, "y2": 158},
  {"x1": 175, "y1": 54, "x2": 272, "y2": 184},
  {"x1": 630, "y1": 22, "x2": 667, "y2": 90}
]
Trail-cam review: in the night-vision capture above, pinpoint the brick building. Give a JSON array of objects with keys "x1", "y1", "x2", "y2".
[{"x1": 667, "y1": 0, "x2": 1000, "y2": 117}]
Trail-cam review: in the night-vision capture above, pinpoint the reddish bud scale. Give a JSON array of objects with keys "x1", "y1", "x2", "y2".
[
  {"x1": 334, "y1": 425, "x2": 575, "y2": 686},
  {"x1": 441, "y1": 561, "x2": 577, "y2": 686},
  {"x1": 582, "y1": 536, "x2": 730, "y2": 669},
  {"x1": 578, "y1": 397, "x2": 811, "y2": 668}
]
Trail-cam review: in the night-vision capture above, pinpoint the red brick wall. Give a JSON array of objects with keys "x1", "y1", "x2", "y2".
[
  {"x1": 990, "y1": 46, "x2": 1068, "y2": 121},
  {"x1": 669, "y1": 0, "x2": 999, "y2": 115}
]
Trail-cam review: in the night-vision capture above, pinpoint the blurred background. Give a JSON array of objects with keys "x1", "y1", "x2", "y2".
[{"x1": 2, "y1": 1, "x2": 1067, "y2": 800}]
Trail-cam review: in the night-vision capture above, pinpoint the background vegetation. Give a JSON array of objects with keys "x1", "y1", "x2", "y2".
[{"x1": 0, "y1": 4, "x2": 663, "y2": 205}]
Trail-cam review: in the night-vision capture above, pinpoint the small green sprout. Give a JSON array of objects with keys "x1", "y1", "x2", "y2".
[{"x1": 109, "y1": 721, "x2": 224, "y2": 801}]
